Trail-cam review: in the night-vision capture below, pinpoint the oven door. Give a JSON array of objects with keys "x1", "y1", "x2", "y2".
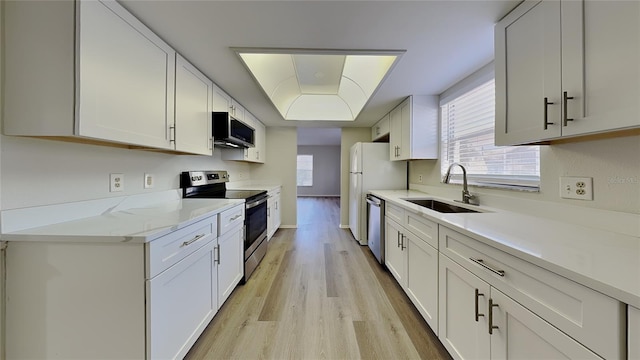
[{"x1": 244, "y1": 195, "x2": 268, "y2": 258}]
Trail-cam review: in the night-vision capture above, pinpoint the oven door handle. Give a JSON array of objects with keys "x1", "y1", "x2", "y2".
[{"x1": 246, "y1": 196, "x2": 268, "y2": 209}]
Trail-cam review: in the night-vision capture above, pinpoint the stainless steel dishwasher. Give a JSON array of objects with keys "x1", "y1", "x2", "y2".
[{"x1": 366, "y1": 194, "x2": 385, "y2": 264}]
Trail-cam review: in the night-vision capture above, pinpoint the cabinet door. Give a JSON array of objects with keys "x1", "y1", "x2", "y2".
[
  {"x1": 77, "y1": 0, "x2": 174, "y2": 149},
  {"x1": 217, "y1": 224, "x2": 244, "y2": 306},
  {"x1": 490, "y1": 288, "x2": 601, "y2": 360},
  {"x1": 385, "y1": 218, "x2": 406, "y2": 287},
  {"x1": 254, "y1": 120, "x2": 266, "y2": 163},
  {"x1": 439, "y1": 254, "x2": 490, "y2": 360},
  {"x1": 372, "y1": 113, "x2": 390, "y2": 141},
  {"x1": 389, "y1": 106, "x2": 402, "y2": 160},
  {"x1": 175, "y1": 54, "x2": 213, "y2": 155},
  {"x1": 495, "y1": 0, "x2": 562, "y2": 145},
  {"x1": 398, "y1": 98, "x2": 412, "y2": 160},
  {"x1": 231, "y1": 101, "x2": 245, "y2": 122},
  {"x1": 273, "y1": 195, "x2": 282, "y2": 230},
  {"x1": 630, "y1": 306, "x2": 640, "y2": 360},
  {"x1": 406, "y1": 234, "x2": 438, "y2": 334},
  {"x1": 213, "y1": 84, "x2": 233, "y2": 112},
  {"x1": 244, "y1": 112, "x2": 258, "y2": 162},
  {"x1": 267, "y1": 197, "x2": 275, "y2": 240},
  {"x1": 147, "y1": 241, "x2": 216, "y2": 360},
  {"x1": 560, "y1": 0, "x2": 640, "y2": 136}
]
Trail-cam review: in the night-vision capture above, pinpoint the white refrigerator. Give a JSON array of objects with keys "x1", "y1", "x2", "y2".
[{"x1": 349, "y1": 142, "x2": 407, "y2": 245}]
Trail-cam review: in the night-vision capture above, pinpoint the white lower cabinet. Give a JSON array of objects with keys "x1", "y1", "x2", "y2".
[
  {"x1": 439, "y1": 253, "x2": 490, "y2": 359},
  {"x1": 631, "y1": 306, "x2": 640, "y2": 360},
  {"x1": 385, "y1": 207, "x2": 439, "y2": 334},
  {"x1": 385, "y1": 217, "x2": 406, "y2": 286},
  {"x1": 5, "y1": 211, "x2": 246, "y2": 360},
  {"x1": 490, "y1": 288, "x2": 601, "y2": 360},
  {"x1": 147, "y1": 241, "x2": 217, "y2": 360},
  {"x1": 439, "y1": 254, "x2": 601, "y2": 360},
  {"x1": 267, "y1": 187, "x2": 282, "y2": 240},
  {"x1": 405, "y1": 232, "x2": 439, "y2": 333},
  {"x1": 217, "y1": 222, "x2": 244, "y2": 305}
]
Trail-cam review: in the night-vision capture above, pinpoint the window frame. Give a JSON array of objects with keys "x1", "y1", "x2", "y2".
[{"x1": 439, "y1": 62, "x2": 540, "y2": 191}]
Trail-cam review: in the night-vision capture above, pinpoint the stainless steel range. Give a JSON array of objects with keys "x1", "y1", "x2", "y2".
[{"x1": 180, "y1": 170, "x2": 268, "y2": 282}]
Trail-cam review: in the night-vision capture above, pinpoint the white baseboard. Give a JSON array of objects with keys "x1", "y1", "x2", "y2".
[
  {"x1": 339, "y1": 224, "x2": 350, "y2": 229},
  {"x1": 279, "y1": 225, "x2": 298, "y2": 229}
]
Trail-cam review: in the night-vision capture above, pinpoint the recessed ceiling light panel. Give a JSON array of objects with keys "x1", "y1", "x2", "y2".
[{"x1": 235, "y1": 48, "x2": 404, "y2": 121}]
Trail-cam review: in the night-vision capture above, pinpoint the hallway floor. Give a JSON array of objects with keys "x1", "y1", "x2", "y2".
[{"x1": 185, "y1": 197, "x2": 449, "y2": 359}]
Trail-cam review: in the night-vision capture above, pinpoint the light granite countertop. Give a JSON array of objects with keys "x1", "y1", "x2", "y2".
[
  {"x1": 1, "y1": 195, "x2": 244, "y2": 244},
  {"x1": 370, "y1": 189, "x2": 640, "y2": 308}
]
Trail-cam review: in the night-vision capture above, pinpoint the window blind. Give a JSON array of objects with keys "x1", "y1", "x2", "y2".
[
  {"x1": 297, "y1": 155, "x2": 313, "y2": 186},
  {"x1": 441, "y1": 79, "x2": 540, "y2": 189}
]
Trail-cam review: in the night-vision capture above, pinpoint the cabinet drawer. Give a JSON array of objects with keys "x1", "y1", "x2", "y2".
[
  {"x1": 404, "y1": 211, "x2": 438, "y2": 249},
  {"x1": 147, "y1": 215, "x2": 216, "y2": 279},
  {"x1": 218, "y1": 203, "x2": 245, "y2": 236},
  {"x1": 439, "y1": 226, "x2": 624, "y2": 360},
  {"x1": 386, "y1": 203, "x2": 404, "y2": 224}
]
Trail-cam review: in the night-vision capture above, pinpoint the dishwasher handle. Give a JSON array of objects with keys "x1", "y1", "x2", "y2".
[{"x1": 366, "y1": 195, "x2": 381, "y2": 207}]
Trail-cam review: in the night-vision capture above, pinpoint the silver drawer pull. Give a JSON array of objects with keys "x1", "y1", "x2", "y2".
[
  {"x1": 469, "y1": 258, "x2": 505, "y2": 277},
  {"x1": 475, "y1": 288, "x2": 485, "y2": 321},
  {"x1": 229, "y1": 214, "x2": 242, "y2": 222},
  {"x1": 181, "y1": 233, "x2": 206, "y2": 247},
  {"x1": 489, "y1": 298, "x2": 500, "y2": 335}
]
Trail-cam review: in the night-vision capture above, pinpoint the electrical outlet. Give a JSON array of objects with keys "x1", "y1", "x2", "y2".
[
  {"x1": 560, "y1": 176, "x2": 593, "y2": 200},
  {"x1": 418, "y1": 175, "x2": 423, "y2": 183},
  {"x1": 110, "y1": 173, "x2": 124, "y2": 192},
  {"x1": 144, "y1": 173, "x2": 154, "y2": 189}
]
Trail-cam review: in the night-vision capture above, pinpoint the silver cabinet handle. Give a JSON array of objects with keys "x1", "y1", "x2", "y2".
[
  {"x1": 475, "y1": 288, "x2": 485, "y2": 321},
  {"x1": 469, "y1": 258, "x2": 505, "y2": 277},
  {"x1": 230, "y1": 214, "x2": 242, "y2": 222},
  {"x1": 400, "y1": 234, "x2": 406, "y2": 250},
  {"x1": 544, "y1": 97, "x2": 555, "y2": 130},
  {"x1": 181, "y1": 233, "x2": 206, "y2": 247},
  {"x1": 215, "y1": 244, "x2": 221, "y2": 265},
  {"x1": 563, "y1": 91, "x2": 574, "y2": 126},
  {"x1": 169, "y1": 125, "x2": 176, "y2": 143},
  {"x1": 489, "y1": 298, "x2": 499, "y2": 334}
]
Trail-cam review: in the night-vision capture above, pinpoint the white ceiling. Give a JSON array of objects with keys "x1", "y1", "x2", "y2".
[{"x1": 119, "y1": 0, "x2": 520, "y2": 128}]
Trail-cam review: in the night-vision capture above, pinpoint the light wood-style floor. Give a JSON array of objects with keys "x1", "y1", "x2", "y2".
[{"x1": 186, "y1": 197, "x2": 450, "y2": 360}]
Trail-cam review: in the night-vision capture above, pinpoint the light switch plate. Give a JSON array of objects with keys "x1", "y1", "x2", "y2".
[{"x1": 560, "y1": 176, "x2": 593, "y2": 200}]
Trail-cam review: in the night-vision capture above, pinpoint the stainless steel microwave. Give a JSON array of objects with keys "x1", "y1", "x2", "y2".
[{"x1": 212, "y1": 112, "x2": 255, "y2": 148}]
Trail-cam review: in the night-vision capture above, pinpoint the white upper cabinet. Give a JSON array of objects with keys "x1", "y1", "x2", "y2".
[
  {"x1": 495, "y1": 0, "x2": 640, "y2": 145},
  {"x1": 174, "y1": 54, "x2": 214, "y2": 155},
  {"x1": 371, "y1": 113, "x2": 390, "y2": 141},
  {"x1": 213, "y1": 84, "x2": 233, "y2": 113},
  {"x1": 4, "y1": 0, "x2": 176, "y2": 150},
  {"x1": 388, "y1": 96, "x2": 438, "y2": 161},
  {"x1": 213, "y1": 84, "x2": 245, "y2": 121}
]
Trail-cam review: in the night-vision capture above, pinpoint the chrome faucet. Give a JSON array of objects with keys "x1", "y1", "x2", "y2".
[{"x1": 443, "y1": 163, "x2": 478, "y2": 205}]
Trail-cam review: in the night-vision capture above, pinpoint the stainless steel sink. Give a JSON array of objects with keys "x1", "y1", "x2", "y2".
[{"x1": 403, "y1": 199, "x2": 480, "y2": 213}]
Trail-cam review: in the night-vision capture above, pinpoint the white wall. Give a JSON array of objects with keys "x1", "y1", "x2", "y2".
[
  {"x1": 339, "y1": 128, "x2": 371, "y2": 227},
  {"x1": 0, "y1": 136, "x2": 251, "y2": 210},
  {"x1": 251, "y1": 127, "x2": 297, "y2": 227},
  {"x1": 297, "y1": 145, "x2": 340, "y2": 197}
]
